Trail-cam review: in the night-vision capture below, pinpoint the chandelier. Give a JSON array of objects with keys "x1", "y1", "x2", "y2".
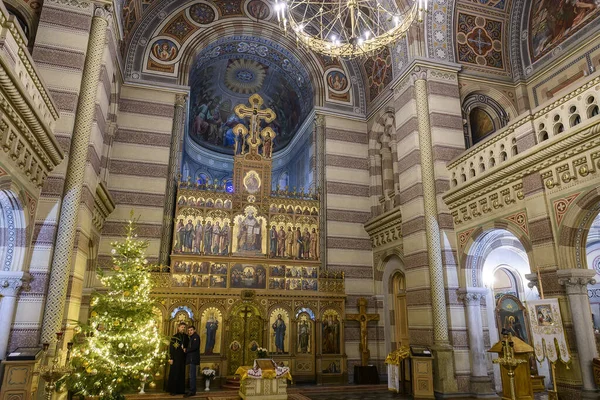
[{"x1": 274, "y1": 0, "x2": 428, "y2": 58}]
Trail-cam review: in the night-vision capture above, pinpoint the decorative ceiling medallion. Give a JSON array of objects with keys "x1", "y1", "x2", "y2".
[
  {"x1": 188, "y1": 3, "x2": 216, "y2": 25},
  {"x1": 224, "y1": 59, "x2": 267, "y2": 94},
  {"x1": 456, "y1": 13, "x2": 504, "y2": 69}
]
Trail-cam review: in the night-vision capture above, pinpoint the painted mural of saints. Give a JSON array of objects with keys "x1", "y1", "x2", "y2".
[
  {"x1": 327, "y1": 71, "x2": 348, "y2": 92},
  {"x1": 237, "y1": 211, "x2": 262, "y2": 252},
  {"x1": 152, "y1": 40, "x2": 177, "y2": 62}
]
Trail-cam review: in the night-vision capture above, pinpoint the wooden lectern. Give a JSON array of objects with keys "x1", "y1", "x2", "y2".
[{"x1": 489, "y1": 336, "x2": 534, "y2": 400}]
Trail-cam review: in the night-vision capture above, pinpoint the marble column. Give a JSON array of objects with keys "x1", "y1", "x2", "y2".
[
  {"x1": 0, "y1": 271, "x2": 29, "y2": 359},
  {"x1": 159, "y1": 93, "x2": 187, "y2": 266},
  {"x1": 458, "y1": 287, "x2": 494, "y2": 394},
  {"x1": 556, "y1": 269, "x2": 598, "y2": 393},
  {"x1": 41, "y1": 5, "x2": 112, "y2": 344},
  {"x1": 412, "y1": 67, "x2": 457, "y2": 392}
]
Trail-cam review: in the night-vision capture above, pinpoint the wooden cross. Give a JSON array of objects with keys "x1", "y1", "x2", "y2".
[
  {"x1": 233, "y1": 94, "x2": 277, "y2": 156},
  {"x1": 346, "y1": 297, "x2": 380, "y2": 366}
]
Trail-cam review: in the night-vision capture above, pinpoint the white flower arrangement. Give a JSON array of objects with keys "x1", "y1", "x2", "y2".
[
  {"x1": 256, "y1": 347, "x2": 268, "y2": 358},
  {"x1": 201, "y1": 368, "x2": 216, "y2": 380}
]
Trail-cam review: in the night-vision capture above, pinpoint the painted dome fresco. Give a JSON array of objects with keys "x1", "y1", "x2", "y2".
[{"x1": 188, "y1": 36, "x2": 314, "y2": 155}]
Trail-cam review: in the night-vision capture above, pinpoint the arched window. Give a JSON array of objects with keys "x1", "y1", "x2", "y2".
[{"x1": 462, "y1": 93, "x2": 509, "y2": 148}]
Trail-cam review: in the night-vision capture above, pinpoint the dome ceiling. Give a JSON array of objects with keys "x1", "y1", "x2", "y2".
[{"x1": 188, "y1": 36, "x2": 313, "y2": 155}]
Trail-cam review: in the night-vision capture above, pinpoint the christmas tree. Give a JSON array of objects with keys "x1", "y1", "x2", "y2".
[{"x1": 66, "y1": 218, "x2": 165, "y2": 400}]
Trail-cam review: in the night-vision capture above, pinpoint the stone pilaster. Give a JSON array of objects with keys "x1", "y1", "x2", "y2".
[
  {"x1": 315, "y1": 114, "x2": 327, "y2": 266},
  {"x1": 458, "y1": 287, "x2": 495, "y2": 396},
  {"x1": 413, "y1": 67, "x2": 457, "y2": 393},
  {"x1": 556, "y1": 269, "x2": 598, "y2": 393},
  {"x1": 40, "y1": 5, "x2": 112, "y2": 344},
  {"x1": 159, "y1": 93, "x2": 188, "y2": 266},
  {"x1": 0, "y1": 271, "x2": 30, "y2": 359}
]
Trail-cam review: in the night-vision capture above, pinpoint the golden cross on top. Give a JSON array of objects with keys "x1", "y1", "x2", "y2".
[
  {"x1": 233, "y1": 94, "x2": 277, "y2": 158},
  {"x1": 346, "y1": 297, "x2": 380, "y2": 366}
]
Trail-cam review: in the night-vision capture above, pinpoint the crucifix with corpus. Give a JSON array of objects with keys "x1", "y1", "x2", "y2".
[
  {"x1": 233, "y1": 93, "x2": 277, "y2": 158},
  {"x1": 347, "y1": 297, "x2": 380, "y2": 366}
]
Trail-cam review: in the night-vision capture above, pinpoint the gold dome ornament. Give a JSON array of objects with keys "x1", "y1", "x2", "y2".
[{"x1": 149, "y1": 382, "x2": 156, "y2": 389}]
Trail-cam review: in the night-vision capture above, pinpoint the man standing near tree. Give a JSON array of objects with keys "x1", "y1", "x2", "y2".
[
  {"x1": 167, "y1": 322, "x2": 189, "y2": 395},
  {"x1": 184, "y1": 326, "x2": 200, "y2": 397}
]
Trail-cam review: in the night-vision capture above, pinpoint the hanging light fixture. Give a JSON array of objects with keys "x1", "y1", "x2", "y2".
[{"x1": 275, "y1": 0, "x2": 428, "y2": 58}]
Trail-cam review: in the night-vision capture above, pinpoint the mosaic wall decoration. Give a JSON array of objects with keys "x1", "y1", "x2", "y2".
[
  {"x1": 187, "y1": 36, "x2": 312, "y2": 155},
  {"x1": 245, "y1": 0, "x2": 271, "y2": 20},
  {"x1": 465, "y1": 0, "x2": 506, "y2": 10},
  {"x1": 456, "y1": 13, "x2": 504, "y2": 69},
  {"x1": 363, "y1": 47, "x2": 393, "y2": 103},
  {"x1": 164, "y1": 12, "x2": 196, "y2": 42},
  {"x1": 189, "y1": 3, "x2": 217, "y2": 25},
  {"x1": 529, "y1": 1, "x2": 600, "y2": 62}
]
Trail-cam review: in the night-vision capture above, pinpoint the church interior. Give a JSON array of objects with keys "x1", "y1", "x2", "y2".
[{"x1": 1, "y1": 0, "x2": 600, "y2": 399}]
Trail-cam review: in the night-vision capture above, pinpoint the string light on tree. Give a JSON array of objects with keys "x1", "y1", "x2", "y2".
[
  {"x1": 63, "y1": 216, "x2": 166, "y2": 400},
  {"x1": 275, "y1": 0, "x2": 428, "y2": 58}
]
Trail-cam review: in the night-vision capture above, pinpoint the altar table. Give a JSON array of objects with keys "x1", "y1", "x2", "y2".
[{"x1": 235, "y1": 360, "x2": 292, "y2": 400}]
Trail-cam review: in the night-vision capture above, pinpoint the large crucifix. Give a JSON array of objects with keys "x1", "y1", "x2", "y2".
[
  {"x1": 346, "y1": 297, "x2": 380, "y2": 366},
  {"x1": 233, "y1": 94, "x2": 277, "y2": 157}
]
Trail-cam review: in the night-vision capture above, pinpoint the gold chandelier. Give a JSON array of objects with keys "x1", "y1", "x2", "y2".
[{"x1": 274, "y1": 0, "x2": 428, "y2": 58}]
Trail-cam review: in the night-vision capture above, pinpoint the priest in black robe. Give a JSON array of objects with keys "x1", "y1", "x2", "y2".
[{"x1": 167, "y1": 322, "x2": 189, "y2": 395}]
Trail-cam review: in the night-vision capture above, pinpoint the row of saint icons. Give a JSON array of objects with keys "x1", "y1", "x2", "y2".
[{"x1": 174, "y1": 220, "x2": 319, "y2": 260}]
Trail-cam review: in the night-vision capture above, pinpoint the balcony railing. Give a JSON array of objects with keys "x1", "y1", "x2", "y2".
[{"x1": 447, "y1": 72, "x2": 600, "y2": 190}]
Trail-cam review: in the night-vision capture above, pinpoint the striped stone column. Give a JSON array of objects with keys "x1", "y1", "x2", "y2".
[
  {"x1": 41, "y1": 5, "x2": 112, "y2": 344},
  {"x1": 159, "y1": 93, "x2": 187, "y2": 265},
  {"x1": 413, "y1": 68, "x2": 449, "y2": 345},
  {"x1": 412, "y1": 67, "x2": 457, "y2": 393}
]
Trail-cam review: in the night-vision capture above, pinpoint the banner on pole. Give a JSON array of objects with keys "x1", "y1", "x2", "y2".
[{"x1": 525, "y1": 299, "x2": 570, "y2": 363}]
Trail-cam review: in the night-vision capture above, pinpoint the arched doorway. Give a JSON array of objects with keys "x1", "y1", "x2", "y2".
[
  {"x1": 381, "y1": 254, "x2": 409, "y2": 353},
  {"x1": 585, "y1": 213, "x2": 600, "y2": 331},
  {"x1": 391, "y1": 271, "x2": 409, "y2": 349},
  {"x1": 462, "y1": 228, "x2": 547, "y2": 392},
  {"x1": 0, "y1": 189, "x2": 27, "y2": 272},
  {"x1": 0, "y1": 188, "x2": 28, "y2": 360}
]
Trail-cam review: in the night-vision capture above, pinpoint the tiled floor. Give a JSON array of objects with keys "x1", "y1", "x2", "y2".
[{"x1": 303, "y1": 391, "x2": 404, "y2": 399}]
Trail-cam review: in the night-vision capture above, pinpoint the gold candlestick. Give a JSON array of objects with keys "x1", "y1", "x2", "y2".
[
  {"x1": 492, "y1": 333, "x2": 526, "y2": 400},
  {"x1": 38, "y1": 332, "x2": 72, "y2": 400}
]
